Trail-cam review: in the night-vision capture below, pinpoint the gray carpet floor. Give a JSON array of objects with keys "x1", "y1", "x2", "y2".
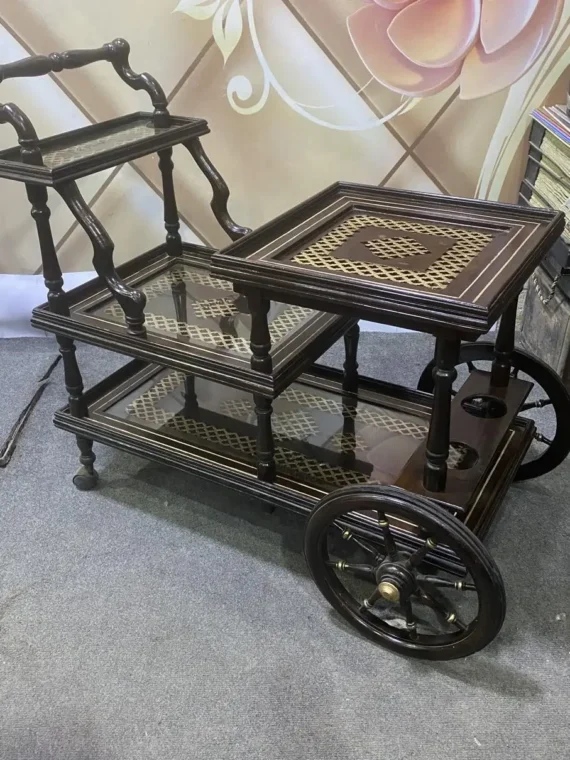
[{"x1": 0, "y1": 334, "x2": 569, "y2": 760}]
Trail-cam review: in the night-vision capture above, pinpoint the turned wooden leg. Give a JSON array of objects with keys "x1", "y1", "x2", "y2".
[
  {"x1": 25, "y1": 183, "x2": 99, "y2": 489},
  {"x1": 254, "y1": 394, "x2": 276, "y2": 482},
  {"x1": 423, "y1": 336, "x2": 460, "y2": 492},
  {"x1": 73, "y1": 436, "x2": 99, "y2": 491},
  {"x1": 491, "y1": 297, "x2": 517, "y2": 388},
  {"x1": 158, "y1": 147, "x2": 182, "y2": 257},
  {"x1": 57, "y1": 181, "x2": 146, "y2": 336},
  {"x1": 343, "y1": 322, "x2": 360, "y2": 393}
]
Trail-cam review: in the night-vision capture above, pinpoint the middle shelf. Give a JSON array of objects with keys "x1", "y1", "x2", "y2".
[{"x1": 32, "y1": 242, "x2": 354, "y2": 396}]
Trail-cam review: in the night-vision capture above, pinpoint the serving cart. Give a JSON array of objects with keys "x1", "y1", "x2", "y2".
[{"x1": 2, "y1": 41, "x2": 569, "y2": 661}]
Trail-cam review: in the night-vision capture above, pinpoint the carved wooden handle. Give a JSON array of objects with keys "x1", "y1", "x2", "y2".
[
  {"x1": 0, "y1": 38, "x2": 170, "y2": 136},
  {"x1": 0, "y1": 43, "x2": 117, "y2": 81}
]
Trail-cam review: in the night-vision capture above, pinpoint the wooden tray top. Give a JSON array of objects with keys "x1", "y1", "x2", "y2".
[{"x1": 212, "y1": 183, "x2": 565, "y2": 337}]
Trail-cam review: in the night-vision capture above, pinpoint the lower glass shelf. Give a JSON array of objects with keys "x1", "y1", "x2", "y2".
[{"x1": 55, "y1": 360, "x2": 534, "y2": 549}]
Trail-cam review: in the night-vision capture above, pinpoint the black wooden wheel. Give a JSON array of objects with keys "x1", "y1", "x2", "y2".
[
  {"x1": 417, "y1": 342, "x2": 570, "y2": 481},
  {"x1": 304, "y1": 485, "x2": 506, "y2": 660}
]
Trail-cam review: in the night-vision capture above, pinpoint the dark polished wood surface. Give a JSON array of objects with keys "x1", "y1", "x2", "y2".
[
  {"x1": 32, "y1": 243, "x2": 354, "y2": 396},
  {"x1": 211, "y1": 182, "x2": 564, "y2": 337},
  {"x1": 0, "y1": 113, "x2": 209, "y2": 185},
  {"x1": 53, "y1": 358, "x2": 534, "y2": 572}
]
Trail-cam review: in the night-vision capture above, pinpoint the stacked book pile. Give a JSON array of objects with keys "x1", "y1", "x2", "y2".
[
  {"x1": 520, "y1": 104, "x2": 570, "y2": 276},
  {"x1": 519, "y1": 103, "x2": 570, "y2": 389}
]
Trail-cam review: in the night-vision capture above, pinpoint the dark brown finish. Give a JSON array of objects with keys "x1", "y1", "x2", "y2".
[
  {"x1": 491, "y1": 297, "x2": 517, "y2": 387},
  {"x1": 184, "y1": 138, "x2": 252, "y2": 241},
  {"x1": 0, "y1": 37, "x2": 169, "y2": 125},
  {"x1": 247, "y1": 292, "x2": 272, "y2": 374},
  {"x1": 343, "y1": 322, "x2": 360, "y2": 393},
  {"x1": 397, "y1": 369, "x2": 532, "y2": 510},
  {"x1": 211, "y1": 182, "x2": 564, "y2": 338},
  {"x1": 31, "y1": 243, "x2": 355, "y2": 397},
  {"x1": 0, "y1": 113, "x2": 209, "y2": 185},
  {"x1": 253, "y1": 394, "x2": 275, "y2": 481},
  {"x1": 158, "y1": 147, "x2": 183, "y2": 257},
  {"x1": 423, "y1": 337, "x2": 460, "y2": 492},
  {"x1": 52, "y1": 359, "x2": 535, "y2": 572},
  {"x1": 57, "y1": 181, "x2": 147, "y2": 336}
]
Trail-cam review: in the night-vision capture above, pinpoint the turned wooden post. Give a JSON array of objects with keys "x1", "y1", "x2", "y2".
[{"x1": 423, "y1": 336, "x2": 460, "y2": 492}]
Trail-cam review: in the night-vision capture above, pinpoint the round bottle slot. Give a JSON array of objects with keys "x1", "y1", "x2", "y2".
[
  {"x1": 449, "y1": 442, "x2": 478, "y2": 470},
  {"x1": 461, "y1": 394, "x2": 507, "y2": 419}
]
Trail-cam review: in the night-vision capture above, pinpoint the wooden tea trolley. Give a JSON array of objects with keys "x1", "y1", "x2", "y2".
[{"x1": 2, "y1": 41, "x2": 569, "y2": 660}]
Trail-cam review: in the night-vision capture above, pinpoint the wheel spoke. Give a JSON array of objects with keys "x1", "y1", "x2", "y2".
[
  {"x1": 521, "y1": 398, "x2": 552, "y2": 412},
  {"x1": 417, "y1": 582, "x2": 466, "y2": 632},
  {"x1": 466, "y1": 361, "x2": 476, "y2": 373},
  {"x1": 511, "y1": 367, "x2": 520, "y2": 379},
  {"x1": 407, "y1": 537, "x2": 437, "y2": 568},
  {"x1": 534, "y1": 431, "x2": 553, "y2": 446},
  {"x1": 419, "y1": 575, "x2": 476, "y2": 592},
  {"x1": 402, "y1": 599, "x2": 418, "y2": 640},
  {"x1": 326, "y1": 559, "x2": 375, "y2": 577},
  {"x1": 378, "y1": 513, "x2": 398, "y2": 560},
  {"x1": 360, "y1": 587, "x2": 381, "y2": 612},
  {"x1": 334, "y1": 524, "x2": 378, "y2": 557}
]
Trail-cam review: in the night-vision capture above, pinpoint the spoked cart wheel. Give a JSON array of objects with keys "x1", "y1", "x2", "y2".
[
  {"x1": 304, "y1": 485, "x2": 506, "y2": 660},
  {"x1": 417, "y1": 342, "x2": 570, "y2": 481}
]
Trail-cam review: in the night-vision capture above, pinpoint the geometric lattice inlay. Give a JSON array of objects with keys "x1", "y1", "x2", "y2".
[
  {"x1": 125, "y1": 376, "x2": 369, "y2": 488},
  {"x1": 330, "y1": 432, "x2": 368, "y2": 453},
  {"x1": 192, "y1": 298, "x2": 238, "y2": 320},
  {"x1": 269, "y1": 307, "x2": 313, "y2": 341},
  {"x1": 280, "y1": 388, "x2": 429, "y2": 440},
  {"x1": 363, "y1": 236, "x2": 430, "y2": 259},
  {"x1": 293, "y1": 214, "x2": 494, "y2": 290},
  {"x1": 141, "y1": 268, "x2": 234, "y2": 301},
  {"x1": 41, "y1": 123, "x2": 168, "y2": 169},
  {"x1": 273, "y1": 410, "x2": 319, "y2": 439},
  {"x1": 103, "y1": 303, "x2": 313, "y2": 355},
  {"x1": 220, "y1": 399, "x2": 254, "y2": 419},
  {"x1": 220, "y1": 401, "x2": 318, "y2": 440}
]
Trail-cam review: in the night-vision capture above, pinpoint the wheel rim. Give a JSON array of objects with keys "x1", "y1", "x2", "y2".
[
  {"x1": 305, "y1": 485, "x2": 506, "y2": 659},
  {"x1": 417, "y1": 342, "x2": 570, "y2": 481}
]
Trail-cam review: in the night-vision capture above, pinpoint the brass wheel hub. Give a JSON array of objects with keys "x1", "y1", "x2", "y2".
[
  {"x1": 378, "y1": 581, "x2": 400, "y2": 602},
  {"x1": 376, "y1": 561, "x2": 416, "y2": 603}
]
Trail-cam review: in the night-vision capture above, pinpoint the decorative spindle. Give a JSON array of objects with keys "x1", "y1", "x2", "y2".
[
  {"x1": 423, "y1": 337, "x2": 460, "y2": 492},
  {"x1": 158, "y1": 147, "x2": 182, "y2": 257},
  {"x1": 253, "y1": 394, "x2": 276, "y2": 482},
  {"x1": 247, "y1": 292, "x2": 272, "y2": 374}
]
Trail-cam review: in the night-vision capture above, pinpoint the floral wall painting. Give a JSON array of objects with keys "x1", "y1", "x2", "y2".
[
  {"x1": 175, "y1": 0, "x2": 570, "y2": 202},
  {"x1": 0, "y1": 0, "x2": 569, "y2": 276}
]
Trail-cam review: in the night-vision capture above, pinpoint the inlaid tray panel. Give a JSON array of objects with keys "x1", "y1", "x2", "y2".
[
  {"x1": 89, "y1": 261, "x2": 314, "y2": 358},
  {"x1": 0, "y1": 113, "x2": 209, "y2": 183},
  {"x1": 212, "y1": 182, "x2": 565, "y2": 335},
  {"x1": 33, "y1": 244, "x2": 352, "y2": 396},
  {"x1": 102, "y1": 366, "x2": 470, "y2": 492}
]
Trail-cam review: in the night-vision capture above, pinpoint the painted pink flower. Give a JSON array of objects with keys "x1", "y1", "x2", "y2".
[{"x1": 348, "y1": 0, "x2": 564, "y2": 99}]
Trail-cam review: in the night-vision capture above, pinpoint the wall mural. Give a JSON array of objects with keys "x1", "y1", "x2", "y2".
[{"x1": 0, "y1": 0, "x2": 568, "y2": 276}]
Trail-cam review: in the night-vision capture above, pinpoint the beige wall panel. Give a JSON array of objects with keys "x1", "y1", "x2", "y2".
[
  {"x1": 55, "y1": 164, "x2": 202, "y2": 273},
  {"x1": 286, "y1": 0, "x2": 458, "y2": 146},
  {"x1": 385, "y1": 158, "x2": 441, "y2": 195},
  {"x1": 1, "y1": 1, "x2": 213, "y2": 120},
  {"x1": 413, "y1": 90, "x2": 509, "y2": 198},
  {"x1": 0, "y1": 29, "x2": 112, "y2": 274},
  {"x1": 137, "y1": 0, "x2": 406, "y2": 248}
]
